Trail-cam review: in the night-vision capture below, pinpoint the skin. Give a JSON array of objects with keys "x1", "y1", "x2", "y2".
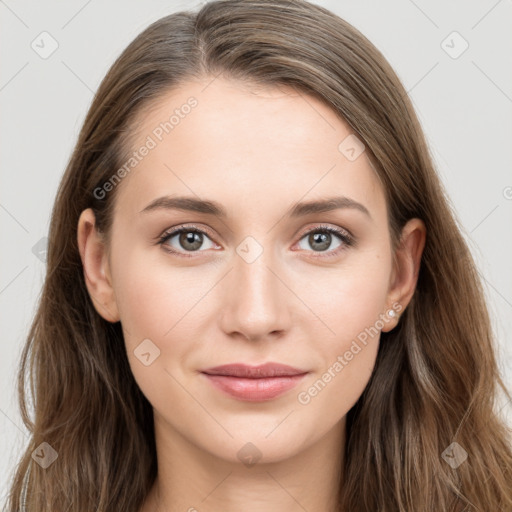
[{"x1": 78, "y1": 76, "x2": 426, "y2": 512}]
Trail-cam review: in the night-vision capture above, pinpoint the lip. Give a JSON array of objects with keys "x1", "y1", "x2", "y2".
[
  {"x1": 202, "y1": 362, "x2": 307, "y2": 378},
  {"x1": 201, "y1": 363, "x2": 309, "y2": 402}
]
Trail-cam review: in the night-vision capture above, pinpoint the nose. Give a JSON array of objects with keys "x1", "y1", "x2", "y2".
[{"x1": 218, "y1": 246, "x2": 292, "y2": 343}]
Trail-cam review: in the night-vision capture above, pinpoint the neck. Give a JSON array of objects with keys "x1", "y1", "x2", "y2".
[{"x1": 143, "y1": 413, "x2": 346, "y2": 512}]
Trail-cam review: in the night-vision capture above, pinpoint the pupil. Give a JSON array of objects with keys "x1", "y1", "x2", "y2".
[
  {"x1": 310, "y1": 232, "x2": 330, "y2": 251},
  {"x1": 181, "y1": 231, "x2": 202, "y2": 251}
]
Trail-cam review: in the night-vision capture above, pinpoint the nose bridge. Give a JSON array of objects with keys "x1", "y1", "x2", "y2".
[{"x1": 219, "y1": 236, "x2": 291, "y2": 340}]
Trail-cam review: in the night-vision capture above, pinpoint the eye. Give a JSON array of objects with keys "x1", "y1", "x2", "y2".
[
  {"x1": 157, "y1": 224, "x2": 219, "y2": 257},
  {"x1": 295, "y1": 224, "x2": 354, "y2": 257},
  {"x1": 157, "y1": 223, "x2": 354, "y2": 259}
]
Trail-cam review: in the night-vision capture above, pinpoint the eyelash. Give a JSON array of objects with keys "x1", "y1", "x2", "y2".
[{"x1": 156, "y1": 223, "x2": 355, "y2": 259}]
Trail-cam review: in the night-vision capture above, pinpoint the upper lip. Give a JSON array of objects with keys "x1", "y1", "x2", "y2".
[{"x1": 201, "y1": 362, "x2": 308, "y2": 378}]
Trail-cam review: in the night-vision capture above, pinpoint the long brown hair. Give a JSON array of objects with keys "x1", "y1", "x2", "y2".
[{"x1": 6, "y1": 1, "x2": 512, "y2": 510}]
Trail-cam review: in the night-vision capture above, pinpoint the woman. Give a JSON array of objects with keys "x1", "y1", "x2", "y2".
[{"x1": 6, "y1": 0, "x2": 512, "y2": 510}]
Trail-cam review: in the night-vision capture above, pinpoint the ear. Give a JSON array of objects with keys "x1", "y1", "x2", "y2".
[
  {"x1": 77, "y1": 208, "x2": 120, "y2": 323},
  {"x1": 381, "y1": 218, "x2": 426, "y2": 332}
]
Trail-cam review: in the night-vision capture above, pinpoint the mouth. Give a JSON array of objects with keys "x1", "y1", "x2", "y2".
[{"x1": 200, "y1": 362, "x2": 309, "y2": 402}]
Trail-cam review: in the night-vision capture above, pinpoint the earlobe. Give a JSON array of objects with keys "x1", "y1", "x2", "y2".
[
  {"x1": 77, "y1": 208, "x2": 120, "y2": 323},
  {"x1": 382, "y1": 218, "x2": 426, "y2": 332}
]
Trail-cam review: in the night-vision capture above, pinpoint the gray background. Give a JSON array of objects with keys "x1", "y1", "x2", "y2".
[{"x1": 1, "y1": 0, "x2": 511, "y2": 504}]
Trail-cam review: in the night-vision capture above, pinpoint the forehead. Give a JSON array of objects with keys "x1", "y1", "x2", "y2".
[{"x1": 112, "y1": 76, "x2": 385, "y2": 223}]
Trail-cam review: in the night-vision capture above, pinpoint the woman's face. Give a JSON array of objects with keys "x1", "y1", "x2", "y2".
[{"x1": 80, "y1": 76, "x2": 422, "y2": 465}]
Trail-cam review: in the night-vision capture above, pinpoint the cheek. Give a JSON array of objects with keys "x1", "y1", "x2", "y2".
[
  {"x1": 110, "y1": 247, "x2": 204, "y2": 401},
  {"x1": 113, "y1": 240, "x2": 391, "y2": 353},
  {"x1": 296, "y1": 338, "x2": 379, "y2": 423},
  {"x1": 110, "y1": 245, "x2": 221, "y2": 393},
  {"x1": 295, "y1": 275, "x2": 387, "y2": 417},
  {"x1": 112, "y1": 236, "x2": 390, "y2": 407},
  {"x1": 302, "y1": 251, "x2": 392, "y2": 345},
  {"x1": 296, "y1": 252, "x2": 391, "y2": 407},
  {"x1": 111, "y1": 245, "x2": 203, "y2": 340}
]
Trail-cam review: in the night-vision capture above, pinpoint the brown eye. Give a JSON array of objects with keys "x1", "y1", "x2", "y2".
[
  {"x1": 158, "y1": 226, "x2": 217, "y2": 256},
  {"x1": 176, "y1": 231, "x2": 204, "y2": 251},
  {"x1": 296, "y1": 225, "x2": 354, "y2": 257}
]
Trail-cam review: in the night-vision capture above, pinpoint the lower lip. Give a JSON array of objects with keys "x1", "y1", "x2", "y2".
[{"x1": 202, "y1": 373, "x2": 308, "y2": 401}]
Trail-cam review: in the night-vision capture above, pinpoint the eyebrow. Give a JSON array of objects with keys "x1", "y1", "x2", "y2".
[{"x1": 140, "y1": 195, "x2": 371, "y2": 219}]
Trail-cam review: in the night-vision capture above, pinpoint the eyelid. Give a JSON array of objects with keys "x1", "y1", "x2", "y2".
[
  {"x1": 292, "y1": 223, "x2": 355, "y2": 258},
  {"x1": 157, "y1": 223, "x2": 217, "y2": 242},
  {"x1": 156, "y1": 222, "x2": 355, "y2": 257},
  {"x1": 156, "y1": 223, "x2": 221, "y2": 251},
  {"x1": 295, "y1": 223, "x2": 354, "y2": 242}
]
